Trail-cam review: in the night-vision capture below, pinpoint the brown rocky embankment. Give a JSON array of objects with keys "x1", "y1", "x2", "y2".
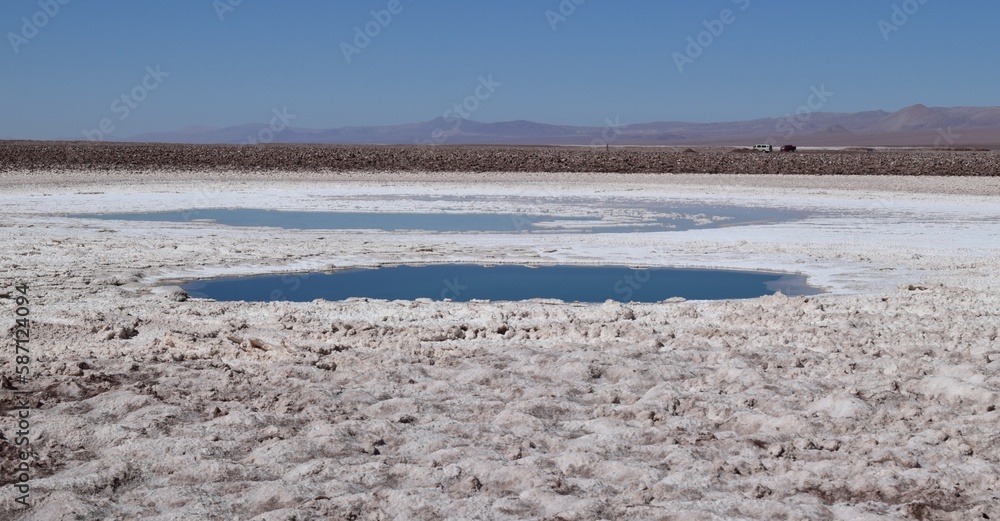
[{"x1": 1, "y1": 141, "x2": 999, "y2": 176}]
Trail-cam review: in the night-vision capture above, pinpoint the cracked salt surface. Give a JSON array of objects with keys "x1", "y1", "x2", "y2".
[
  {"x1": 1, "y1": 172, "x2": 999, "y2": 519},
  {"x1": 6, "y1": 177, "x2": 997, "y2": 294}
]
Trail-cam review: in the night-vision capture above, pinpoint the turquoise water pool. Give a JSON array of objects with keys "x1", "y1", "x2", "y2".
[{"x1": 182, "y1": 264, "x2": 820, "y2": 303}]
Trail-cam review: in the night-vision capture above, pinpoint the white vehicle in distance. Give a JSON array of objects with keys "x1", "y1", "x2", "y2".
[{"x1": 752, "y1": 144, "x2": 773, "y2": 153}]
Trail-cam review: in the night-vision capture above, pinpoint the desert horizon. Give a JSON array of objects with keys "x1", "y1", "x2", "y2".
[{"x1": 73, "y1": 104, "x2": 1000, "y2": 149}]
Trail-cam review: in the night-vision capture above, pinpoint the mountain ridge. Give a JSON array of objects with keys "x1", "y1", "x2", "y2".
[{"x1": 124, "y1": 105, "x2": 1000, "y2": 147}]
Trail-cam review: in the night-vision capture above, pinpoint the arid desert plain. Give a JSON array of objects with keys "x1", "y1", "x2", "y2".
[{"x1": 1, "y1": 146, "x2": 999, "y2": 520}]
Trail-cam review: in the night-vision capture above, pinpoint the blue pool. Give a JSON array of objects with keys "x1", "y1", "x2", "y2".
[
  {"x1": 70, "y1": 204, "x2": 806, "y2": 233},
  {"x1": 181, "y1": 264, "x2": 820, "y2": 303}
]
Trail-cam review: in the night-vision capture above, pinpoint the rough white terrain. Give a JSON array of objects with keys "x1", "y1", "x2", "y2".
[{"x1": 0, "y1": 171, "x2": 998, "y2": 520}]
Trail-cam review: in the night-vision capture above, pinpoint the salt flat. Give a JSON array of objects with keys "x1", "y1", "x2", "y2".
[{"x1": 0, "y1": 171, "x2": 998, "y2": 520}]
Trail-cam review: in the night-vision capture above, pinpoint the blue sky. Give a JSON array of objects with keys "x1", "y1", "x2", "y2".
[{"x1": 2, "y1": 0, "x2": 997, "y2": 139}]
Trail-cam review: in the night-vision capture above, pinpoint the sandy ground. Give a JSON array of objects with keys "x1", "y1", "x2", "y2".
[{"x1": 1, "y1": 171, "x2": 999, "y2": 520}]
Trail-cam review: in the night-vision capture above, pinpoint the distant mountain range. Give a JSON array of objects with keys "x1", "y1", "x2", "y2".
[{"x1": 126, "y1": 105, "x2": 1000, "y2": 147}]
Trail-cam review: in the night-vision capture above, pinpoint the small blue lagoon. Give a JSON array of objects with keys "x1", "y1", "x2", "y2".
[
  {"x1": 181, "y1": 264, "x2": 821, "y2": 303},
  {"x1": 69, "y1": 204, "x2": 806, "y2": 234}
]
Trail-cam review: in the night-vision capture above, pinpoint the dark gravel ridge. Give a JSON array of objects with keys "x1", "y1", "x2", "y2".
[{"x1": 2, "y1": 140, "x2": 999, "y2": 176}]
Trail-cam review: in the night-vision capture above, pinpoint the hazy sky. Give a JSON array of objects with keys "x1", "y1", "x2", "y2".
[{"x1": 2, "y1": 0, "x2": 997, "y2": 139}]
